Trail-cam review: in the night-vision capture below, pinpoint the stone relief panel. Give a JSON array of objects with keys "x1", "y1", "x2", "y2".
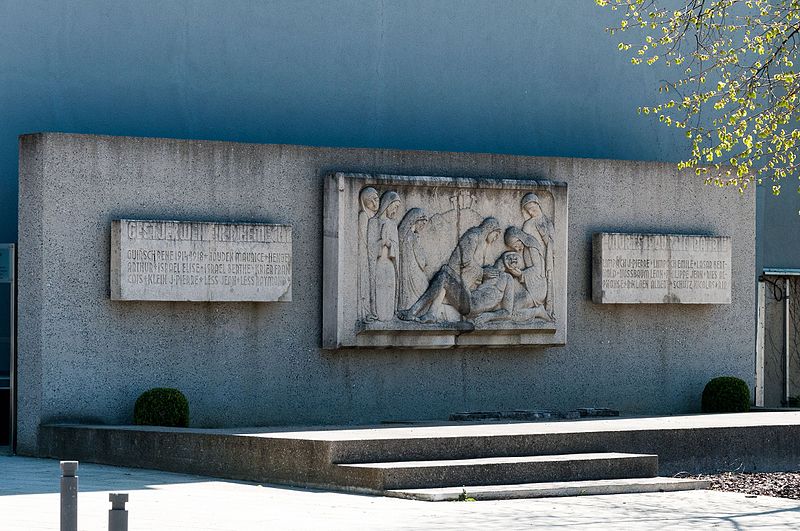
[{"x1": 323, "y1": 173, "x2": 568, "y2": 348}]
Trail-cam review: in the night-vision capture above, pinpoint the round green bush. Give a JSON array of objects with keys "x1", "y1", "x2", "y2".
[
  {"x1": 133, "y1": 388, "x2": 190, "y2": 427},
  {"x1": 701, "y1": 376, "x2": 751, "y2": 413}
]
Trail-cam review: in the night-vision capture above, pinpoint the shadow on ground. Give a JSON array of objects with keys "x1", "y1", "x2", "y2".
[{"x1": 0, "y1": 455, "x2": 241, "y2": 496}]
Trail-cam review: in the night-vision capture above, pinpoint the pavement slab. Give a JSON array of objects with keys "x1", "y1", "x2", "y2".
[
  {"x1": 2, "y1": 455, "x2": 800, "y2": 530},
  {"x1": 386, "y1": 477, "x2": 711, "y2": 501}
]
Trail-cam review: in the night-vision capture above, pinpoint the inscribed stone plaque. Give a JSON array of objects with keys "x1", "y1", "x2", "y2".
[
  {"x1": 323, "y1": 173, "x2": 568, "y2": 348},
  {"x1": 592, "y1": 233, "x2": 731, "y2": 304},
  {"x1": 111, "y1": 220, "x2": 291, "y2": 301}
]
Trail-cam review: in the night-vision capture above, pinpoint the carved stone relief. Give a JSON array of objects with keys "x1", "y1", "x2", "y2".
[
  {"x1": 361, "y1": 191, "x2": 556, "y2": 328},
  {"x1": 357, "y1": 187, "x2": 379, "y2": 322},
  {"x1": 323, "y1": 173, "x2": 568, "y2": 348},
  {"x1": 397, "y1": 207, "x2": 429, "y2": 311}
]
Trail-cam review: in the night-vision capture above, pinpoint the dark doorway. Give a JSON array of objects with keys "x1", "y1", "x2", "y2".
[
  {"x1": 0, "y1": 283, "x2": 10, "y2": 447},
  {"x1": 0, "y1": 244, "x2": 14, "y2": 449}
]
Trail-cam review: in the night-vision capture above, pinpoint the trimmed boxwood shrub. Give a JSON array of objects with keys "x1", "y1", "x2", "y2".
[
  {"x1": 133, "y1": 388, "x2": 190, "y2": 427},
  {"x1": 701, "y1": 376, "x2": 751, "y2": 413}
]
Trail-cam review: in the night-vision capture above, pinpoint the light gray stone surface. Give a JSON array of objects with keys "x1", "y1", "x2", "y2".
[
  {"x1": 592, "y1": 233, "x2": 732, "y2": 304},
  {"x1": 3, "y1": 455, "x2": 800, "y2": 531},
  {"x1": 386, "y1": 477, "x2": 711, "y2": 501},
  {"x1": 323, "y1": 173, "x2": 567, "y2": 348},
  {"x1": 110, "y1": 219, "x2": 292, "y2": 302},
  {"x1": 17, "y1": 133, "x2": 755, "y2": 455}
]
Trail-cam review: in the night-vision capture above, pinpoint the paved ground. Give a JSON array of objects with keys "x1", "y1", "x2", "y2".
[{"x1": 2, "y1": 455, "x2": 800, "y2": 530}]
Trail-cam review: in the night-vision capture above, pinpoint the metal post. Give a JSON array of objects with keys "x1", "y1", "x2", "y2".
[
  {"x1": 756, "y1": 280, "x2": 766, "y2": 407},
  {"x1": 60, "y1": 461, "x2": 78, "y2": 531},
  {"x1": 108, "y1": 493, "x2": 129, "y2": 531}
]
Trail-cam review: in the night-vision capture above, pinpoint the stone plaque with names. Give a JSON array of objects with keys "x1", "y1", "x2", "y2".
[
  {"x1": 592, "y1": 233, "x2": 731, "y2": 304},
  {"x1": 111, "y1": 220, "x2": 292, "y2": 301}
]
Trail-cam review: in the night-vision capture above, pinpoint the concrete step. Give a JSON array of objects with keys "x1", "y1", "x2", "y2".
[
  {"x1": 335, "y1": 452, "x2": 658, "y2": 490},
  {"x1": 385, "y1": 476, "x2": 711, "y2": 501},
  {"x1": 39, "y1": 415, "x2": 800, "y2": 493}
]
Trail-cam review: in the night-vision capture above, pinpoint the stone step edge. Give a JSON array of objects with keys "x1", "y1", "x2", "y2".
[
  {"x1": 384, "y1": 477, "x2": 711, "y2": 501},
  {"x1": 336, "y1": 452, "x2": 657, "y2": 469}
]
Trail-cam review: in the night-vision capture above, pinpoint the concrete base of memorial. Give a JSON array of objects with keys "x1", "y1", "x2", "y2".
[{"x1": 37, "y1": 412, "x2": 800, "y2": 499}]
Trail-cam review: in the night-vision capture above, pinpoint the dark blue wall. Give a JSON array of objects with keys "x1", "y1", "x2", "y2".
[
  {"x1": 0, "y1": 0, "x2": 689, "y2": 241},
  {"x1": 0, "y1": 0, "x2": 794, "y2": 266},
  {"x1": 758, "y1": 186, "x2": 800, "y2": 271}
]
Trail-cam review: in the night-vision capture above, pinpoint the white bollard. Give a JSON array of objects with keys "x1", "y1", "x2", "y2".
[
  {"x1": 108, "y1": 493, "x2": 129, "y2": 531},
  {"x1": 60, "y1": 461, "x2": 78, "y2": 531}
]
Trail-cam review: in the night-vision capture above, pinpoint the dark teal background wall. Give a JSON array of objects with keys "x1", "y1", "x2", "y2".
[
  {"x1": 0, "y1": 0, "x2": 794, "y2": 266},
  {"x1": 757, "y1": 186, "x2": 800, "y2": 271}
]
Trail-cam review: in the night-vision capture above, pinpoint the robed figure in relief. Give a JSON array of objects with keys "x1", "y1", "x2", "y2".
[
  {"x1": 358, "y1": 187, "x2": 379, "y2": 322},
  {"x1": 397, "y1": 208, "x2": 429, "y2": 311},
  {"x1": 504, "y1": 226, "x2": 548, "y2": 311},
  {"x1": 368, "y1": 191, "x2": 402, "y2": 322},
  {"x1": 520, "y1": 193, "x2": 555, "y2": 314}
]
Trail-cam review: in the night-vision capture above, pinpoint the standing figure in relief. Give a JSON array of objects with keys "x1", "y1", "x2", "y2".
[
  {"x1": 358, "y1": 187, "x2": 380, "y2": 322},
  {"x1": 520, "y1": 193, "x2": 555, "y2": 314},
  {"x1": 368, "y1": 191, "x2": 402, "y2": 321},
  {"x1": 397, "y1": 208, "x2": 429, "y2": 311}
]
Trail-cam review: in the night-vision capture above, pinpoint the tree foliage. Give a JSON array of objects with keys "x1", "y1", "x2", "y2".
[{"x1": 596, "y1": 0, "x2": 800, "y2": 195}]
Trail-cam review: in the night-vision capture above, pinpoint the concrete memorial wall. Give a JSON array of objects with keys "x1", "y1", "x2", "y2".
[{"x1": 17, "y1": 133, "x2": 755, "y2": 455}]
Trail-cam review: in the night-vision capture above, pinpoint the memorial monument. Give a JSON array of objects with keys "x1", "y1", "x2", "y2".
[{"x1": 15, "y1": 133, "x2": 755, "y2": 456}]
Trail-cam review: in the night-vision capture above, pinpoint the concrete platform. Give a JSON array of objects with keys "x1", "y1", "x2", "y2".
[{"x1": 35, "y1": 412, "x2": 800, "y2": 498}]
